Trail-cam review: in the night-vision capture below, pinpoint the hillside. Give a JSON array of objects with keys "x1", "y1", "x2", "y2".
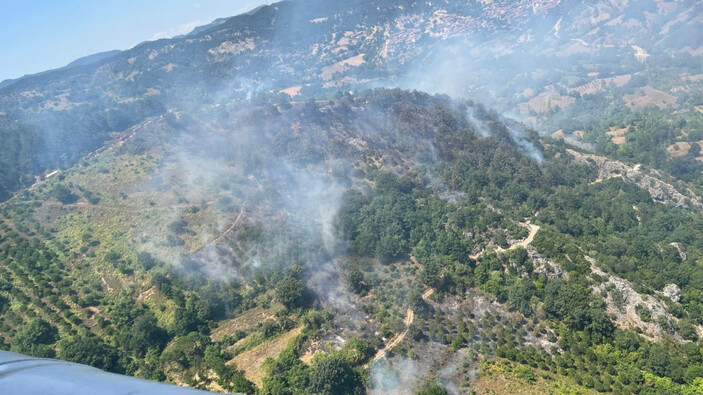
[
  {"x1": 1, "y1": 1, "x2": 703, "y2": 394},
  {"x1": 1, "y1": 0, "x2": 701, "y2": 200},
  {"x1": 1, "y1": 88, "x2": 703, "y2": 393}
]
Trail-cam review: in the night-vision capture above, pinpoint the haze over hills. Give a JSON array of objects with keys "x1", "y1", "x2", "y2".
[
  {"x1": 1, "y1": 0, "x2": 703, "y2": 394},
  {"x1": 1, "y1": 0, "x2": 701, "y2": 201}
]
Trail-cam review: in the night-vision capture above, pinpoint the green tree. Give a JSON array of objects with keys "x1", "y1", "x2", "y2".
[
  {"x1": 11, "y1": 318, "x2": 58, "y2": 357},
  {"x1": 52, "y1": 185, "x2": 78, "y2": 204},
  {"x1": 275, "y1": 277, "x2": 311, "y2": 310},
  {"x1": 57, "y1": 334, "x2": 123, "y2": 373},
  {"x1": 508, "y1": 278, "x2": 535, "y2": 317},
  {"x1": 124, "y1": 312, "x2": 168, "y2": 357},
  {"x1": 345, "y1": 266, "x2": 366, "y2": 295},
  {"x1": 308, "y1": 354, "x2": 361, "y2": 395}
]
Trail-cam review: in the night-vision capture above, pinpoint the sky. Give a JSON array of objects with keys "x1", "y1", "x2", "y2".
[{"x1": 0, "y1": 0, "x2": 270, "y2": 82}]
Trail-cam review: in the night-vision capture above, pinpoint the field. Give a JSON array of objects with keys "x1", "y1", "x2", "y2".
[
  {"x1": 518, "y1": 90, "x2": 575, "y2": 114},
  {"x1": 623, "y1": 86, "x2": 677, "y2": 109}
]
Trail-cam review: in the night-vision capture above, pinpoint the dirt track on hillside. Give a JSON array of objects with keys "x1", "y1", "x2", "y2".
[{"x1": 372, "y1": 308, "x2": 414, "y2": 362}]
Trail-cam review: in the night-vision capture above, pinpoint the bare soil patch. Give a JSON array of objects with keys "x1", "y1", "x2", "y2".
[
  {"x1": 667, "y1": 141, "x2": 691, "y2": 157},
  {"x1": 320, "y1": 54, "x2": 366, "y2": 80},
  {"x1": 280, "y1": 86, "x2": 302, "y2": 97},
  {"x1": 623, "y1": 86, "x2": 676, "y2": 109},
  {"x1": 607, "y1": 126, "x2": 629, "y2": 145}
]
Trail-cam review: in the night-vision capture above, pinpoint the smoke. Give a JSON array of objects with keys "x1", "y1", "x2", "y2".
[
  {"x1": 369, "y1": 358, "x2": 421, "y2": 395},
  {"x1": 464, "y1": 106, "x2": 544, "y2": 165},
  {"x1": 382, "y1": 9, "x2": 563, "y2": 120},
  {"x1": 504, "y1": 119, "x2": 544, "y2": 165},
  {"x1": 465, "y1": 106, "x2": 491, "y2": 137}
]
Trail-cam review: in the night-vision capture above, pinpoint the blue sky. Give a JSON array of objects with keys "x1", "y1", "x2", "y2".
[{"x1": 0, "y1": 0, "x2": 269, "y2": 82}]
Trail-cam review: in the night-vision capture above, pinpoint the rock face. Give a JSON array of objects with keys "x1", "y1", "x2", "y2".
[
  {"x1": 589, "y1": 258, "x2": 679, "y2": 342},
  {"x1": 663, "y1": 283, "x2": 681, "y2": 303},
  {"x1": 670, "y1": 242, "x2": 687, "y2": 262},
  {"x1": 567, "y1": 149, "x2": 703, "y2": 212}
]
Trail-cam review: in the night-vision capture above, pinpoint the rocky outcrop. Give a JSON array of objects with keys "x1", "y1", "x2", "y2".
[
  {"x1": 529, "y1": 248, "x2": 568, "y2": 280},
  {"x1": 669, "y1": 242, "x2": 687, "y2": 262},
  {"x1": 567, "y1": 149, "x2": 703, "y2": 212},
  {"x1": 589, "y1": 257, "x2": 680, "y2": 342},
  {"x1": 662, "y1": 283, "x2": 681, "y2": 303}
]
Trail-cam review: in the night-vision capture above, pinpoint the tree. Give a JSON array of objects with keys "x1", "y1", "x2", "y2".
[
  {"x1": 261, "y1": 341, "x2": 310, "y2": 394},
  {"x1": 137, "y1": 251, "x2": 157, "y2": 271},
  {"x1": 544, "y1": 281, "x2": 592, "y2": 330},
  {"x1": 204, "y1": 345, "x2": 255, "y2": 393},
  {"x1": 124, "y1": 312, "x2": 168, "y2": 357},
  {"x1": 275, "y1": 277, "x2": 311, "y2": 310},
  {"x1": 508, "y1": 278, "x2": 535, "y2": 317},
  {"x1": 12, "y1": 318, "x2": 58, "y2": 357},
  {"x1": 52, "y1": 185, "x2": 78, "y2": 204},
  {"x1": 57, "y1": 334, "x2": 123, "y2": 373},
  {"x1": 168, "y1": 220, "x2": 188, "y2": 234},
  {"x1": 341, "y1": 337, "x2": 373, "y2": 365},
  {"x1": 109, "y1": 292, "x2": 141, "y2": 329},
  {"x1": 344, "y1": 267, "x2": 366, "y2": 295},
  {"x1": 172, "y1": 295, "x2": 211, "y2": 336},
  {"x1": 308, "y1": 354, "x2": 361, "y2": 395}
]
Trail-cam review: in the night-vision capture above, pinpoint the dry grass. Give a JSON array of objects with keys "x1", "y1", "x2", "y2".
[
  {"x1": 667, "y1": 142, "x2": 692, "y2": 157},
  {"x1": 210, "y1": 305, "x2": 278, "y2": 341},
  {"x1": 473, "y1": 360, "x2": 594, "y2": 395},
  {"x1": 320, "y1": 54, "x2": 366, "y2": 80},
  {"x1": 230, "y1": 326, "x2": 303, "y2": 387},
  {"x1": 551, "y1": 130, "x2": 565, "y2": 140},
  {"x1": 667, "y1": 141, "x2": 703, "y2": 160},
  {"x1": 607, "y1": 126, "x2": 629, "y2": 145},
  {"x1": 518, "y1": 90, "x2": 575, "y2": 114},
  {"x1": 300, "y1": 348, "x2": 322, "y2": 365},
  {"x1": 551, "y1": 129, "x2": 591, "y2": 150},
  {"x1": 568, "y1": 74, "x2": 631, "y2": 96}
]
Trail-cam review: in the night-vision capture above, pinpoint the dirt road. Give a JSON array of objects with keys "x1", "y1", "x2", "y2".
[
  {"x1": 503, "y1": 221, "x2": 540, "y2": 252},
  {"x1": 372, "y1": 308, "x2": 414, "y2": 362},
  {"x1": 194, "y1": 207, "x2": 246, "y2": 253},
  {"x1": 471, "y1": 221, "x2": 540, "y2": 258},
  {"x1": 370, "y1": 286, "x2": 438, "y2": 363}
]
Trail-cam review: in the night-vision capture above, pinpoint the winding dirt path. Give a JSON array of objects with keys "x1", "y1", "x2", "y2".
[
  {"x1": 373, "y1": 308, "x2": 414, "y2": 362},
  {"x1": 194, "y1": 207, "x2": 246, "y2": 253},
  {"x1": 94, "y1": 268, "x2": 113, "y2": 292},
  {"x1": 370, "y1": 287, "x2": 437, "y2": 363},
  {"x1": 507, "y1": 221, "x2": 540, "y2": 251},
  {"x1": 212, "y1": 207, "x2": 246, "y2": 245},
  {"x1": 471, "y1": 221, "x2": 540, "y2": 259}
]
